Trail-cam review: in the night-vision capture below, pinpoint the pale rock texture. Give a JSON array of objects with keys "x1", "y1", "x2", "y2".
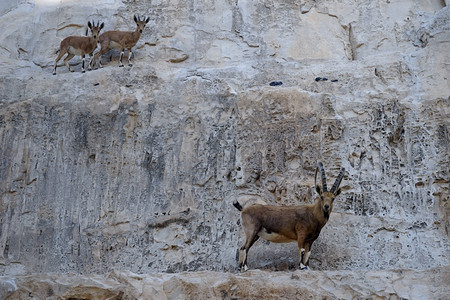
[
  {"x1": 0, "y1": 0, "x2": 449, "y2": 298},
  {"x1": 2, "y1": 267, "x2": 449, "y2": 300}
]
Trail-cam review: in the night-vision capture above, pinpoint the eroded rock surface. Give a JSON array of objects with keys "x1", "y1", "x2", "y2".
[
  {"x1": 2, "y1": 267, "x2": 449, "y2": 300},
  {"x1": 0, "y1": 0, "x2": 449, "y2": 297}
]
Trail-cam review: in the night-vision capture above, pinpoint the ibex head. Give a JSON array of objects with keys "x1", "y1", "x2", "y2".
[
  {"x1": 133, "y1": 15, "x2": 150, "y2": 33},
  {"x1": 314, "y1": 162, "x2": 345, "y2": 219},
  {"x1": 86, "y1": 21, "x2": 104, "y2": 39}
]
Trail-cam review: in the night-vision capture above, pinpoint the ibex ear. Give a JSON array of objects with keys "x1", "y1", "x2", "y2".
[
  {"x1": 99, "y1": 22, "x2": 104, "y2": 30},
  {"x1": 145, "y1": 17, "x2": 150, "y2": 24},
  {"x1": 134, "y1": 15, "x2": 138, "y2": 23},
  {"x1": 88, "y1": 21, "x2": 92, "y2": 29},
  {"x1": 316, "y1": 185, "x2": 322, "y2": 196}
]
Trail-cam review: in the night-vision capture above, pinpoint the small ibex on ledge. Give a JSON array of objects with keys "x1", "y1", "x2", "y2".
[
  {"x1": 94, "y1": 15, "x2": 150, "y2": 68},
  {"x1": 233, "y1": 162, "x2": 345, "y2": 271},
  {"x1": 53, "y1": 21, "x2": 104, "y2": 75}
]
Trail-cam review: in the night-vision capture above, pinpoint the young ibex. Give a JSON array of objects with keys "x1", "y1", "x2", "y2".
[
  {"x1": 94, "y1": 15, "x2": 150, "y2": 68},
  {"x1": 53, "y1": 21, "x2": 104, "y2": 75},
  {"x1": 233, "y1": 162, "x2": 345, "y2": 271}
]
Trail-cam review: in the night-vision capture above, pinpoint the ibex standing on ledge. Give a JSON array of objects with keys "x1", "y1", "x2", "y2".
[
  {"x1": 53, "y1": 21, "x2": 104, "y2": 75},
  {"x1": 233, "y1": 162, "x2": 345, "y2": 271},
  {"x1": 94, "y1": 15, "x2": 150, "y2": 68}
]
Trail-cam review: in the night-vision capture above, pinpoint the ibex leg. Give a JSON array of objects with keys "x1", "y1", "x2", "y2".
[
  {"x1": 53, "y1": 49, "x2": 66, "y2": 75},
  {"x1": 128, "y1": 49, "x2": 133, "y2": 66},
  {"x1": 94, "y1": 52, "x2": 103, "y2": 68},
  {"x1": 81, "y1": 55, "x2": 86, "y2": 73},
  {"x1": 297, "y1": 235, "x2": 309, "y2": 270},
  {"x1": 119, "y1": 50, "x2": 124, "y2": 67},
  {"x1": 239, "y1": 234, "x2": 259, "y2": 272},
  {"x1": 88, "y1": 53, "x2": 94, "y2": 71},
  {"x1": 303, "y1": 243, "x2": 312, "y2": 270},
  {"x1": 64, "y1": 54, "x2": 75, "y2": 72}
]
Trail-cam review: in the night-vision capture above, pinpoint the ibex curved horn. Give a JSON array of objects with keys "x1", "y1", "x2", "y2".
[
  {"x1": 314, "y1": 162, "x2": 328, "y2": 192},
  {"x1": 235, "y1": 162, "x2": 346, "y2": 271},
  {"x1": 330, "y1": 168, "x2": 345, "y2": 193}
]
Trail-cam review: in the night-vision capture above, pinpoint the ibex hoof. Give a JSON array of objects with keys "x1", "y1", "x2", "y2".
[
  {"x1": 52, "y1": 72, "x2": 56, "y2": 75},
  {"x1": 82, "y1": 70, "x2": 85, "y2": 73},
  {"x1": 119, "y1": 64, "x2": 124, "y2": 67},
  {"x1": 128, "y1": 64, "x2": 133, "y2": 67},
  {"x1": 238, "y1": 264, "x2": 248, "y2": 272}
]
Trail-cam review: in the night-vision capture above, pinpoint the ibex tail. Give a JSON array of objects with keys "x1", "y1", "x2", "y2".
[{"x1": 233, "y1": 200, "x2": 243, "y2": 211}]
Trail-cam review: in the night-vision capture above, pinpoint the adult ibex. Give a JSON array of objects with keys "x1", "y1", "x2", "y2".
[
  {"x1": 94, "y1": 15, "x2": 150, "y2": 68},
  {"x1": 233, "y1": 162, "x2": 345, "y2": 271},
  {"x1": 53, "y1": 21, "x2": 104, "y2": 75}
]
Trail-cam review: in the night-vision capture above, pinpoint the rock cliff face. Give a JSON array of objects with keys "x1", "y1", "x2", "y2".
[{"x1": 0, "y1": 0, "x2": 449, "y2": 298}]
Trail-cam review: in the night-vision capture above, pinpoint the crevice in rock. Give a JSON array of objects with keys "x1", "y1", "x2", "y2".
[{"x1": 348, "y1": 23, "x2": 357, "y2": 61}]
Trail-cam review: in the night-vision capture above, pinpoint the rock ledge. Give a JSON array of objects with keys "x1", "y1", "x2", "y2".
[{"x1": 2, "y1": 267, "x2": 449, "y2": 299}]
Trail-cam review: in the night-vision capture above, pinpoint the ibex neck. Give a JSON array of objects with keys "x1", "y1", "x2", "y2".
[
  {"x1": 88, "y1": 36, "x2": 99, "y2": 50},
  {"x1": 133, "y1": 28, "x2": 142, "y2": 40}
]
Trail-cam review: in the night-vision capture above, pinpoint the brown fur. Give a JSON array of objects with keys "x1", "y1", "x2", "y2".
[
  {"x1": 53, "y1": 21, "x2": 104, "y2": 75},
  {"x1": 235, "y1": 163, "x2": 345, "y2": 271},
  {"x1": 94, "y1": 15, "x2": 150, "y2": 67},
  {"x1": 241, "y1": 201, "x2": 329, "y2": 244}
]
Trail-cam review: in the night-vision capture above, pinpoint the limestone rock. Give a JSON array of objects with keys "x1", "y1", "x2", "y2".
[
  {"x1": 2, "y1": 267, "x2": 449, "y2": 299},
  {"x1": 0, "y1": 1, "x2": 449, "y2": 298}
]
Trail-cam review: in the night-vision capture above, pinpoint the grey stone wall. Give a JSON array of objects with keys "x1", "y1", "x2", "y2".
[{"x1": 0, "y1": 0, "x2": 448, "y2": 275}]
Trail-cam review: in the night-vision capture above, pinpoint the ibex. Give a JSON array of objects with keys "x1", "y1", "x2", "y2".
[
  {"x1": 94, "y1": 15, "x2": 150, "y2": 68},
  {"x1": 53, "y1": 21, "x2": 104, "y2": 75},
  {"x1": 233, "y1": 162, "x2": 345, "y2": 271}
]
